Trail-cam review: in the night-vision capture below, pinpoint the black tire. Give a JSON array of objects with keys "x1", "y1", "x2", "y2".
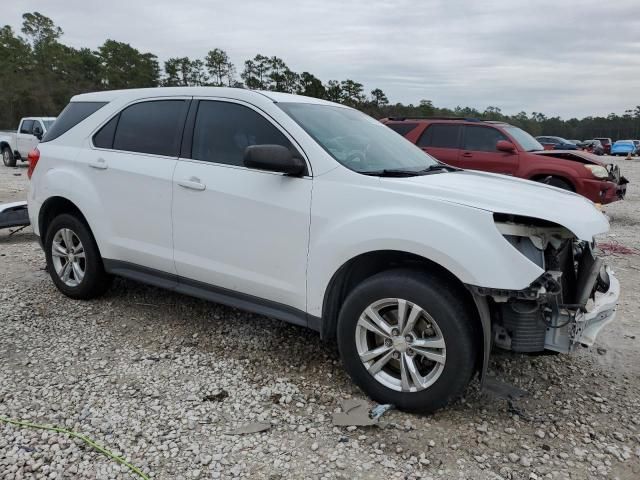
[
  {"x1": 336, "y1": 269, "x2": 478, "y2": 413},
  {"x1": 540, "y1": 176, "x2": 573, "y2": 191},
  {"x1": 2, "y1": 147, "x2": 16, "y2": 167},
  {"x1": 44, "y1": 213, "x2": 111, "y2": 299}
]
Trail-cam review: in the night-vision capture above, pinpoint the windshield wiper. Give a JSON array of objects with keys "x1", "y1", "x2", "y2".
[
  {"x1": 360, "y1": 164, "x2": 459, "y2": 177},
  {"x1": 360, "y1": 168, "x2": 425, "y2": 177}
]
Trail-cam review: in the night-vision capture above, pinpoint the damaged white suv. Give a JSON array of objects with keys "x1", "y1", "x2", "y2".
[{"x1": 28, "y1": 88, "x2": 619, "y2": 412}]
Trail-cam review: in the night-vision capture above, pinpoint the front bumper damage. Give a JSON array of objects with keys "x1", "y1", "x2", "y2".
[{"x1": 472, "y1": 216, "x2": 620, "y2": 356}]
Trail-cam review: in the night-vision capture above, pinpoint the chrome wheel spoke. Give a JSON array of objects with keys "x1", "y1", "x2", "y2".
[
  {"x1": 396, "y1": 299, "x2": 408, "y2": 332},
  {"x1": 412, "y1": 342, "x2": 446, "y2": 364},
  {"x1": 367, "y1": 350, "x2": 394, "y2": 375},
  {"x1": 52, "y1": 242, "x2": 67, "y2": 257},
  {"x1": 359, "y1": 344, "x2": 392, "y2": 363},
  {"x1": 60, "y1": 262, "x2": 72, "y2": 282},
  {"x1": 404, "y1": 353, "x2": 426, "y2": 389},
  {"x1": 61, "y1": 229, "x2": 74, "y2": 250},
  {"x1": 402, "y1": 303, "x2": 423, "y2": 336},
  {"x1": 360, "y1": 307, "x2": 393, "y2": 338},
  {"x1": 71, "y1": 261, "x2": 84, "y2": 282},
  {"x1": 412, "y1": 337, "x2": 446, "y2": 350},
  {"x1": 400, "y1": 353, "x2": 411, "y2": 391}
]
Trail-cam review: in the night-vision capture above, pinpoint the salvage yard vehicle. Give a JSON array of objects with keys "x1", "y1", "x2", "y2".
[
  {"x1": 382, "y1": 117, "x2": 628, "y2": 204},
  {"x1": 610, "y1": 140, "x2": 637, "y2": 157},
  {"x1": 0, "y1": 117, "x2": 56, "y2": 167},
  {"x1": 535, "y1": 136, "x2": 579, "y2": 150},
  {"x1": 28, "y1": 88, "x2": 620, "y2": 412}
]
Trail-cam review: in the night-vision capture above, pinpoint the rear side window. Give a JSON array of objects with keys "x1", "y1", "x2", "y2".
[
  {"x1": 418, "y1": 124, "x2": 461, "y2": 148},
  {"x1": 20, "y1": 120, "x2": 34, "y2": 134},
  {"x1": 41, "y1": 102, "x2": 107, "y2": 142},
  {"x1": 386, "y1": 123, "x2": 419, "y2": 136},
  {"x1": 463, "y1": 126, "x2": 508, "y2": 152},
  {"x1": 92, "y1": 115, "x2": 119, "y2": 149},
  {"x1": 191, "y1": 101, "x2": 293, "y2": 166},
  {"x1": 113, "y1": 100, "x2": 188, "y2": 157}
]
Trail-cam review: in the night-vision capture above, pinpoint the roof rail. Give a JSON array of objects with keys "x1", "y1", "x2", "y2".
[{"x1": 385, "y1": 116, "x2": 484, "y2": 122}]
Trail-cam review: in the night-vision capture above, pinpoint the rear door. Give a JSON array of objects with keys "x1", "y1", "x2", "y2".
[
  {"x1": 17, "y1": 120, "x2": 36, "y2": 155},
  {"x1": 416, "y1": 124, "x2": 462, "y2": 166},
  {"x1": 86, "y1": 98, "x2": 189, "y2": 273},
  {"x1": 458, "y1": 125, "x2": 519, "y2": 175}
]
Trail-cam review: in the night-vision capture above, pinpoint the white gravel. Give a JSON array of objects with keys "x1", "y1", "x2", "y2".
[{"x1": 1, "y1": 158, "x2": 639, "y2": 479}]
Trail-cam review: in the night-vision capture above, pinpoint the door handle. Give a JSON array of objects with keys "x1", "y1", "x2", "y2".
[
  {"x1": 177, "y1": 177, "x2": 206, "y2": 191},
  {"x1": 89, "y1": 158, "x2": 108, "y2": 170},
  {"x1": 461, "y1": 152, "x2": 473, "y2": 158}
]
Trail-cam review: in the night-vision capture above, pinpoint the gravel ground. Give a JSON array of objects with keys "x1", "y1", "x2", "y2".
[{"x1": 1, "y1": 158, "x2": 639, "y2": 480}]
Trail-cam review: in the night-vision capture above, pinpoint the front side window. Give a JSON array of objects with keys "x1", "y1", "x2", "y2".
[
  {"x1": 20, "y1": 120, "x2": 34, "y2": 134},
  {"x1": 112, "y1": 100, "x2": 188, "y2": 156},
  {"x1": 418, "y1": 124, "x2": 461, "y2": 149},
  {"x1": 463, "y1": 126, "x2": 508, "y2": 152},
  {"x1": 191, "y1": 101, "x2": 293, "y2": 166}
]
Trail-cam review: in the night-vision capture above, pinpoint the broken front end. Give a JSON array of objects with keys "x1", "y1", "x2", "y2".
[{"x1": 474, "y1": 214, "x2": 619, "y2": 354}]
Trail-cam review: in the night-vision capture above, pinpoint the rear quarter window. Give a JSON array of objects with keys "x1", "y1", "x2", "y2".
[
  {"x1": 41, "y1": 102, "x2": 107, "y2": 142},
  {"x1": 417, "y1": 124, "x2": 461, "y2": 148}
]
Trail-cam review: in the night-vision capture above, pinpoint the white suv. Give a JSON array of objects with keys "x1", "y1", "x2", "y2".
[{"x1": 28, "y1": 88, "x2": 619, "y2": 412}]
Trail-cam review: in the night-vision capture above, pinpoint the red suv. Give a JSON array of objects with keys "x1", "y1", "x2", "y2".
[{"x1": 381, "y1": 117, "x2": 627, "y2": 204}]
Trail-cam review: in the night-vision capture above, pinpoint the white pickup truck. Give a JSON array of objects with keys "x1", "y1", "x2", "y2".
[{"x1": 1, "y1": 117, "x2": 56, "y2": 167}]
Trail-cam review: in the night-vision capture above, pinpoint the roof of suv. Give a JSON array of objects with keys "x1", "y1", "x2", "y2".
[{"x1": 71, "y1": 87, "x2": 337, "y2": 106}]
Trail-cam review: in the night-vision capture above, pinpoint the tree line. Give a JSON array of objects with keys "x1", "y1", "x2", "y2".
[{"x1": 1, "y1": 12, "x2": 639, "y2": 141}]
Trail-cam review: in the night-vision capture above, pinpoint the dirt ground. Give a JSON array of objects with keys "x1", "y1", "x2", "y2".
[{"x1": 1, "y1": 157, "x2": 639, "y2": 480}]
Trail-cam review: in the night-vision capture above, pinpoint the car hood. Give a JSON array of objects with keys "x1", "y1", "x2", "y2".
[
  {"x1": 532, "y1": 150, "x2": 606, "y2": 167},
  {"x1": 388, "y1": 170, "x2": 609, "y2": 240}
]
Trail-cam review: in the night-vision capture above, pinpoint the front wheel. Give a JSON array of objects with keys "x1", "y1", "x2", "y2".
[
  {"x1": 2, "y1": 147, "x2": 16, "y2": 167},
  {"x1": 337, "y1": 269, "x2": 478, "y2": 413}
]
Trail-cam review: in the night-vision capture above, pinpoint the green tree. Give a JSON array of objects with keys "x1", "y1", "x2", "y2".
[
  {"x1": 98, "y1": 40, "x2": 159, "y2": 89},
  {"x1": 297, "y1": 72, "x2": 325, "y2": 98},
  {"x1": 206, "y1": 48, "x2": 235, "y2": 86},
  {"x1": 340, "y1": 79, "x2": 365, "y2": 106},
  {"x1": 370, "y1": 88, "x2": 389, "y2": 107}
]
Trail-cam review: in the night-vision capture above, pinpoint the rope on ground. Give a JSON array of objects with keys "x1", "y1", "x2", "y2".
[{"x1": 0, "y1": 416, "x2": 149, "y2": 479}]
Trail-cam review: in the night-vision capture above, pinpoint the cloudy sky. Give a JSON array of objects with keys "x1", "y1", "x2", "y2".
[{"x1": 5, "y1": 0, "x2": 640, "y2": 118}]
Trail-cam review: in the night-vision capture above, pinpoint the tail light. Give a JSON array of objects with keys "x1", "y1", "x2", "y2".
[{"x1": 27, "y1": 148, "x2": 40, "y2": 179}]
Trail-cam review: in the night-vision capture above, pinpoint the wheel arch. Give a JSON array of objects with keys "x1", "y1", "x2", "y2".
[
  {"x1": 529, "y1": 173, "x2": 576, "y2": 191},
  {"x1": 319, "y1": 249, "x2": 484, "y2": 372},
  {"x1": 39, "y1": 196, "x2": 93, "y2": 245}
]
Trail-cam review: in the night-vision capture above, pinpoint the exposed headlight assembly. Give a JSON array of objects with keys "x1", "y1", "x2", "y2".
[{"x1": 584, "y1": 164, "x2": 609, "y2": 179}]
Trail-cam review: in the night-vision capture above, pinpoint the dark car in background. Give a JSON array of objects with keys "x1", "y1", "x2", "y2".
[
  {"x1": 583, "y1": 139, "x2": 605, "y2": 156},
  {"x1": 535, "y1": 136, "x2": 579, "y2": 150},
  {"x1": 382, "y1": 117, "x2": 628, "y2": 204},
  {"x1": 595, "y1": 138, "x2": 612, "y2": 154}
]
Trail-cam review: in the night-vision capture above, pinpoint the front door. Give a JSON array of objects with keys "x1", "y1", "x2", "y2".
[
  {"x1": 172, "y1": 99, "x2": 312, "y2": 312},
  {"x1": 459, "y1": 125, "x2": 519, "y2": 175}
]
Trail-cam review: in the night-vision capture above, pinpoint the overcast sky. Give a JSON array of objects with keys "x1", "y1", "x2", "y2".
[{"x1": 5, "y1": 0, "x2": 639, "y2": 118}]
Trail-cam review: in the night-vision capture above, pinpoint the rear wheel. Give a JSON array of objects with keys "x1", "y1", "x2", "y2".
[
  {"x1": 337, "y1": 269, "x2": 478, "y2": 413},
  {"x1": 2, "y1": 147, "x2": 15, "y2": 167},
  {"x1": 44, "y1": 214, "x2": 111, "y2": 299}
]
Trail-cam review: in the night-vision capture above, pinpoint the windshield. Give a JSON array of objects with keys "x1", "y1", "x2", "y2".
[
  {"x1": 42, "y1": 120, "x2": 55, "y2": 130},
  {"x1": 278, "y1": 103, "x2": 439, "y2": 173},
  {"x1": 615, "y1": 140, "x2": 633, "y2": 145},
  {"x1": 503, "y1": 126, "x2": 544, "y2": 151}
]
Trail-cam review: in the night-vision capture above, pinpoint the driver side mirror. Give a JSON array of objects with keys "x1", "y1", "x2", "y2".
[
  {"x1": 496, "y1": 140, "x2": 516, "y2": 153},
  {"x1": 33, "y1": 125, "x2": 43, "y2": 140},
  {"x1": 244, "y1": 145, "x2": 306, "y2": 176}
]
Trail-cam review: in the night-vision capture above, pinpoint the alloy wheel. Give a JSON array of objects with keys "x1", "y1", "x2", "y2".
[
  {"x1": 51, "y1": 228, "x2": 86, "y2": 287},
  {"x1": 355, "y1": 298, "x2": 446, "y2": 392}
]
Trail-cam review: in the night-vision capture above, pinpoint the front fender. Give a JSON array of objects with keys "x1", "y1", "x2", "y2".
[{"x1": 306, "y1": 200, "x2": 544, "y2": 317}]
